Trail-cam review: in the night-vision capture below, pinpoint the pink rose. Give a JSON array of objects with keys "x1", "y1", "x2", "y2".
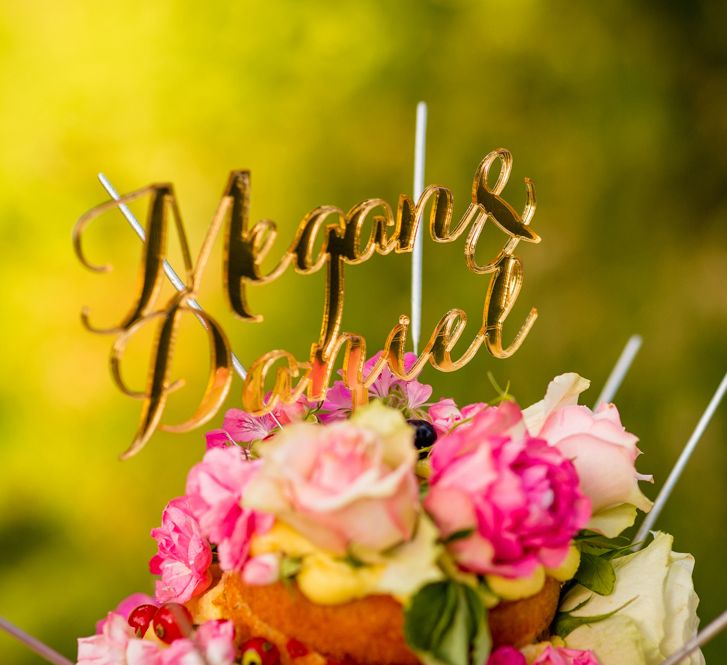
[
  {"x1": 185, "y1": 447, "x2": 273, "y2": 572},
  {"x1": 538, "y1": 403, "x2": 652, "y2": 537},
  {"x1": 96, "y1": 593, "x2": 157, "y2": 634},
  {"x1": 150, "y1": 498, "x2": 212, "y2": 603},
  {"x1": 532, "y1": 646, "x2": 599, "y2": 665},
  {"x1": 321, "y1": 351, "x2": 433, "y2": 422},
  {"x1": 487, "y1": 646, "x2": 527, "y2": 664},
  {"x1": 425, "y1": 401, "x2": 591, "y2": 577},
  {"x1": 244, "y1": 402, "x2": 419, "y2": 553}
]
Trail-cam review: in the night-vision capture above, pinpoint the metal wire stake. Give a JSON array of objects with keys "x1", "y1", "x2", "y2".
[
  {"x1": 0, "y1": 616, "x2": 74, "y2": 665},
  {"x1": 634, "y1": 371, "x2": 727, "y2": 545},
  {"x1": 410, "y1": 101, "x2": 428, "y2": 355},
  {"x1": 660, "y1": 606, "x2": 727, "y2": 665},
  {"x1": 593, "y1": 334, "x2": 642, "y2": 409}
]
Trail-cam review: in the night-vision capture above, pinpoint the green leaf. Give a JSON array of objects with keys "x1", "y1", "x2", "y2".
[
  {"x1": 404, "y1": 581, "x2": 491, "y2": 665},
  {"x1": 553, "y1": 597, "x2": 637, "y2": 638},
  {"x1": 404, "y1": 582, "x2": 458, "y2": 656},
  {"x1": 463, "y1": 585, "x2": 491, "y2": 665},
  {"x1": 574, "y1": 551, "x2": 616, "y2": 595},
  {"x1": 440, "y1": 528, "x2": 475, "y2": 544}
]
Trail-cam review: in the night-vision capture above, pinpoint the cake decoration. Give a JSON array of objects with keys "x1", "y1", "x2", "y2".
[
  {"x1": 0, "y1": 126, "x2": 711, "y2": 665},
  {"x1": 70, "y1": 368, "x2": 705, "y2": 665},
  {"x1": 73, "y1": 148, "x2": 540, "y2": 458}
]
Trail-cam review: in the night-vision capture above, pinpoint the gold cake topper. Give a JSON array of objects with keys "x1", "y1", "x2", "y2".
[{"x1": 74, "y1": 149, "x2": 540, "y2": 458}]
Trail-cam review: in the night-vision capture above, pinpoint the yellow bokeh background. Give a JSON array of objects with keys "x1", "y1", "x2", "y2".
[{"x1": 1, "y1": 1, "x2": 726, "y2": 663}]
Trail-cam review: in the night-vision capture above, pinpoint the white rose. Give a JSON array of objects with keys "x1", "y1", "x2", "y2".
[{"x1": 561, "y1": 532, "x2": 704, "y2": 665}]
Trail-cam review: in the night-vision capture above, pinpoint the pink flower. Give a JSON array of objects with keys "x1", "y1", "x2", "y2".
[
  {"x1": 242, "y1": 554, "x2": 280, "y2": 585},
  {"x1": 428, "y1": 399, "x2": 489, "y2": 436},
  {"x1": 78, "y1": 617, "x2": 236, "y2": 665},
  {"x1": 321, "y1": 351, "x2": 433, "y2": 422},
  {"x1": 424, "y1": 401, "x2": 591, "y2": 577},
  {"x1": 428, "y1": 398, "x2": 463, "y2": 436},
  {"x1": 207, "y1": 396, "x2": 311, "y2": 447},
  {"x1": 78, "y1": 613, "x2": 161, "y2": 665},
  {"x1": 186, "y1": 446, "x2": 273, "y2": 572},
  {"x1": 150, "y1": 498, "x2": 212, "y2": 603},
  {"x1": 79, "y1": 613, "x2": 131, "y2": 665},
  {"x1": 204, "y1": 429, "x2": 235, "y2": 450},
  {"x1": 532, "y1": 646, "x2": 599, "y2": 665},
  {"x1": 244, "y1": 402, "x2": 419, "y2": 553},
  {"x1": 159, "y1": 620, "x2": 236, "y2": 665},
  {"x1": 196, "y1": 619, "x2": 237, "y2": 665},
  {"x1": 487, "y1": 646, "x2": 527, "y2": 664},
  {"x1": 538, "y1": 403, "x2": 652, "y2": 537},
  {"x1": 96, "y1": 593, "x2": 157, "y2": 634}
]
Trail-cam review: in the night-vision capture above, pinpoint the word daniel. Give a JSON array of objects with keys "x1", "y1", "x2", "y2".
[{"x1": 74, "y1": 149, "x2": 541, "y2": 458}]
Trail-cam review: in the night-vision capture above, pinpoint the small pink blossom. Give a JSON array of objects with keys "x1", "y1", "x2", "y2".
[
  {"x1": 242, "y1": 553, "x2": 280, "y2": 585},
  {"x1": 207, "y1": 395, "x2": 311, "y2": 447},
  {"x1": 425, "y1": 401, "x2": 591, "y2": 577},
  {"x1": 428, "y1": 398, "x2": 463, "y2": 436},
  {"x1": 532, "y1": 646, "x2": 599, "y2": 665},
  {"x1": 196, "y1": 620, "x2": 237, "y2": 665},
  {"x1": 428, "y1": 399, "x2": 489, "y2": 436},
  {"x1": 321, "y1": 351, "x2": 433, "y2": 422},
  {"x1": 78, "y1": 613, "x2": 161, "y2": 665},
  {"x1": 79, "y1": 613, "x2": 131, "y2": 665},
  {"x1": 204, "y1": 429, "x2": 235, "y2": 450},
  {"x1": 244, "y1": 402, "x2": 418, "y2": 553},
  {"x1": 487, "y1": 646, "x2": 527, "y2": 665},
  {"x1": 78, "y1": 617, "x2": 236, "y2": 665},
  {"x1": 186, "y1": 446, "x2": 273, "y2": 572},
  {"x1": 150, "y1": 498, "x2": 212, "y2": 603},
  {"x1": 96, "y1": 593, "x2": 157, "y2": 634},
  {"x1": 159, "y1": 620, "x2": 236, "y2": 665}
]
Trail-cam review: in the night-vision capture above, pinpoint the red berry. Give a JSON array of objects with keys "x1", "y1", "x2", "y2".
[
  {"x1": 127, "y1": 604, "x2": 158, "y2": 638},
  {"x1": 286, "y1": 638, "x2": 309, "y2": 658},
  {"x1": 241, "y1": 637, "x2": 281, "y2": 665},
  {"x1": 152, "y1": 603, "x2": 193, "y2": 644}
]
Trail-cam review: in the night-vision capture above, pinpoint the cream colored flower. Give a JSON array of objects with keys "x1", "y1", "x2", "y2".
[{"x1": 561, "y1": 532, "x2": 704, "y2": 665}]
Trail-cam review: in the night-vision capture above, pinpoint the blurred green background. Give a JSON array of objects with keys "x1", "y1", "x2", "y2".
[{"x1": 1, "y1": 0, "x2": 725, "y2": 663}]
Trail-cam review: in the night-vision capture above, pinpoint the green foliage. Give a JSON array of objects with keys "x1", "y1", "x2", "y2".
[
  {"x1": 573, "y1": 551, "x2": 616, "y2": 596},
  {"x1": 404, "y1": 581, "x2": 491, "y2": 665}
]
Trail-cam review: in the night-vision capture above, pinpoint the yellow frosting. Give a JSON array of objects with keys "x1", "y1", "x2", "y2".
[
  {"x1": 250, "y1": 521, "x2": 318, "y2": 558},
  {"x1": 486, "y1": 564, "x2": 546, "y2": 601},
  {"x1": 297, "y1": 553, "x2": 383, "y2": 604},
  {"x1": 545, "y1": 545, "x2": 581, "y2": 582},
  {"x1": 250, "y1": 521, "x2": 384, "y2": 604}
]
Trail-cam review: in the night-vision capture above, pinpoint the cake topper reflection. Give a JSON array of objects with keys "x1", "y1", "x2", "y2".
[{"x1": 74, "y1": 149, "x2": 541, "y2": 458}]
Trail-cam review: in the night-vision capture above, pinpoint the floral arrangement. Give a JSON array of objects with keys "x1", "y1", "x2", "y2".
[{"x1": 78, "y1": 353, "x2": 704, "y2": 665}]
